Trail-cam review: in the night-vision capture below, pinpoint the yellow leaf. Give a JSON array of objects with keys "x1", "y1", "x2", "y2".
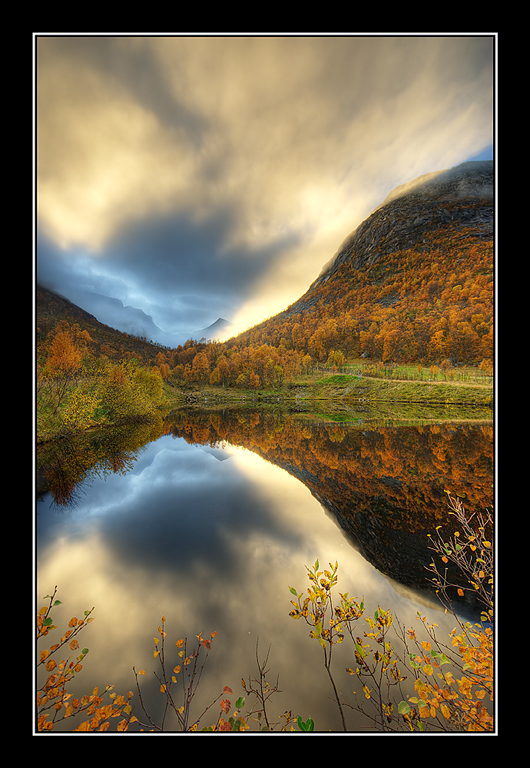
[
  {"x1": 154, "y1": 637, "x2": 159, "y2": 645},
  {"x1": 160, "y1": 684, "x2": 166, "y2": 693},
  {"x1": 40, "y1": 649, "x2": 50, "y2": 663},
  {"x1": 138, "y1": 669, "x2": 146, "y2": 676},
  {"x1": 176, "y1": 639, "x2": 184, "y2": 647},
  {"x1": 363, "y1": 685, "x2": 371, "y2": 699},
  {"x1": 482, "y1": 541, "x2": 491, "y2": 548},
  {"x1": 440, "y1": 703, "x2": 451, "y2": 719}
]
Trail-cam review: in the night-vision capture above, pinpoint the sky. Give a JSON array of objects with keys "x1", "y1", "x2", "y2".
[{"x1": 35, "y1": 33, "x2": 495, "y2": 346}]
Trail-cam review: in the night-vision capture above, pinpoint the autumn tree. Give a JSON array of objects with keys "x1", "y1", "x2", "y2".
[
  {"x1": 93, "y1": 361, "x2": 163, "y2": 424},
  {"x1": 191, "y1": 351, "x2": 211, "y2": 384},
  {"x1": 327, "y1": 349, "x2": 345, "y2": 369},
  {"x1": 41, "y1": 328, "x2": 83, "y2": 414}
]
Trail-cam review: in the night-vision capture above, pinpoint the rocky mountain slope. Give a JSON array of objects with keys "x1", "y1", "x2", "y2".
[{"x1": 295, "y1": 160, "x2": 494, "y2": 312}]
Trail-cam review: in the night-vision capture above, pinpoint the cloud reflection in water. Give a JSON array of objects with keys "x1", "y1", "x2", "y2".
[{"x1": 37, "y1": 433, "x2": 463, "y2": 732}]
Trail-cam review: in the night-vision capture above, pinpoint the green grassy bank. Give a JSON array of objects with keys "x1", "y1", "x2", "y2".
[
  {"x1": 309, "y1": 373, "x2": 493, "y2": 407},
  {"x1": 169, "y1": 371, "x2": 493, "y2": 412},
  {"x1": 36, "y1": 371, "x2": 493, "y2": 443}
]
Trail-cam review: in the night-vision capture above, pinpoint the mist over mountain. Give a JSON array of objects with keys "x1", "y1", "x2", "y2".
[
  {"x1": 313, "y1": 160, "x2": 493, "y2": 289},
  {"x1": 38, "y1": 283, "x2": 233, "y2": 349},
  {"x1": 56, "y1": 289, "x2": 172, "y2": 344},
  {"x1": 192, "y1": 317, "x2": 232, "y2": 342}
]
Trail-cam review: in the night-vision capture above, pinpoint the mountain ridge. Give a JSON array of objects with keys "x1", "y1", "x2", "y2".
[
  {"x1": 192, "y1": 317, "x2": 232, "y2": 341},
  {"x1": 309, "y1": 161, "x2": 492, "y2": 291},
  {"x1": 35, "y1": 283, "x2": 168, "y2": 366},
  {"x1": 271, "y1": 160, "x2": 494, "y2": 324}
]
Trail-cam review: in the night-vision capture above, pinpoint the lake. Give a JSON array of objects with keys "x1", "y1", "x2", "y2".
[{"x1": 36, "y1": 406, "x2": 494, "y2": 733}]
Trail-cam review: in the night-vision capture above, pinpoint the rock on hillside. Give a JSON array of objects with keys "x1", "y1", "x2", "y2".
[{"x1": 313, "y1": 160, "x2": 493, "y2": 289}]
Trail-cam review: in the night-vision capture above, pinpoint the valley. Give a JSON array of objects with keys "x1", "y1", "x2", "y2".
[{"x1": 35, "y1": 160, "x2": 494, "y2": 441}]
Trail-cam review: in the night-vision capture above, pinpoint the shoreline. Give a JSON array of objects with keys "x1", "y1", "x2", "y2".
[{"x1": 36, "y1": 374, "x2": 493, "y2": 444}]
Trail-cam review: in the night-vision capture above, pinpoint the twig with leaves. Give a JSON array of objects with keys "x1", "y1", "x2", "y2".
[
  {"x1": 133, "y1": 617, "x2": 229, "y2": 732},
  {"x1": 36, "y1": 587, "x2": 135, "y2": 732}
]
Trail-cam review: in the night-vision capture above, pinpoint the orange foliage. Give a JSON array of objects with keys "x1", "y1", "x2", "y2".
[
  {"x1": 36, "y1": 588, "x2": 136, "y2": 732},
  {"x1": 164, "y1": 225, "x2": 493, "y2": 386},
  {"x1": 37, "y1": 220, "x2": 493, "y2": 392}
]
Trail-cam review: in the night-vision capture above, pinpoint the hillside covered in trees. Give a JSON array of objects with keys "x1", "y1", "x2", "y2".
[
  {"x1": 231, "y1": 161, "x2": 493, "y2": 366},
  {"x1": 158, "y1": 161, "x2": 494, "y2": 388}
]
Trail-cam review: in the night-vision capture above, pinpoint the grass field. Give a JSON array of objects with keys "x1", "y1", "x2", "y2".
[{"x1": 340, "y1": 358, "x2": 493, "y2": 386}]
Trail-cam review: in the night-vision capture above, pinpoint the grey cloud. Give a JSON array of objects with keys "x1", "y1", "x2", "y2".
[
  {"x1": 105, "y1": 205, "x2": 300, "y2": 298},
  {"x1": 37, "y1": 202, "x2": 300, "y2": 341}
]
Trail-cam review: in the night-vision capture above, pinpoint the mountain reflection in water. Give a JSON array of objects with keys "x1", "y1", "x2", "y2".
[
  {"x1": 165, "y1": 409, "x2": 493, "y2": 606},
  {"x1": 36, "y1": 407, "x2": 493, "y2": 732}
]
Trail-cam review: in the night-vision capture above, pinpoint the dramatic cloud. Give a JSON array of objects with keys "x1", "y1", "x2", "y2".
[{"x1": 35, "y1": 34, "x2": 494, "y2": 342}]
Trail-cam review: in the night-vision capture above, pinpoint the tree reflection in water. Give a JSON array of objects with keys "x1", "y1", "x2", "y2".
[
  {"x1": 37, "y1": 407, "x2": 493, "y2": 612},
  {"x1": 35, "y1": 407, "x2": 493, "y2": 732}
]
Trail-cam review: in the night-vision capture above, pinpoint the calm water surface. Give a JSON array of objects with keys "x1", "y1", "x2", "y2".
[{"x1": 36, "y1": 408, "x2": 494, "y2": 733}]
